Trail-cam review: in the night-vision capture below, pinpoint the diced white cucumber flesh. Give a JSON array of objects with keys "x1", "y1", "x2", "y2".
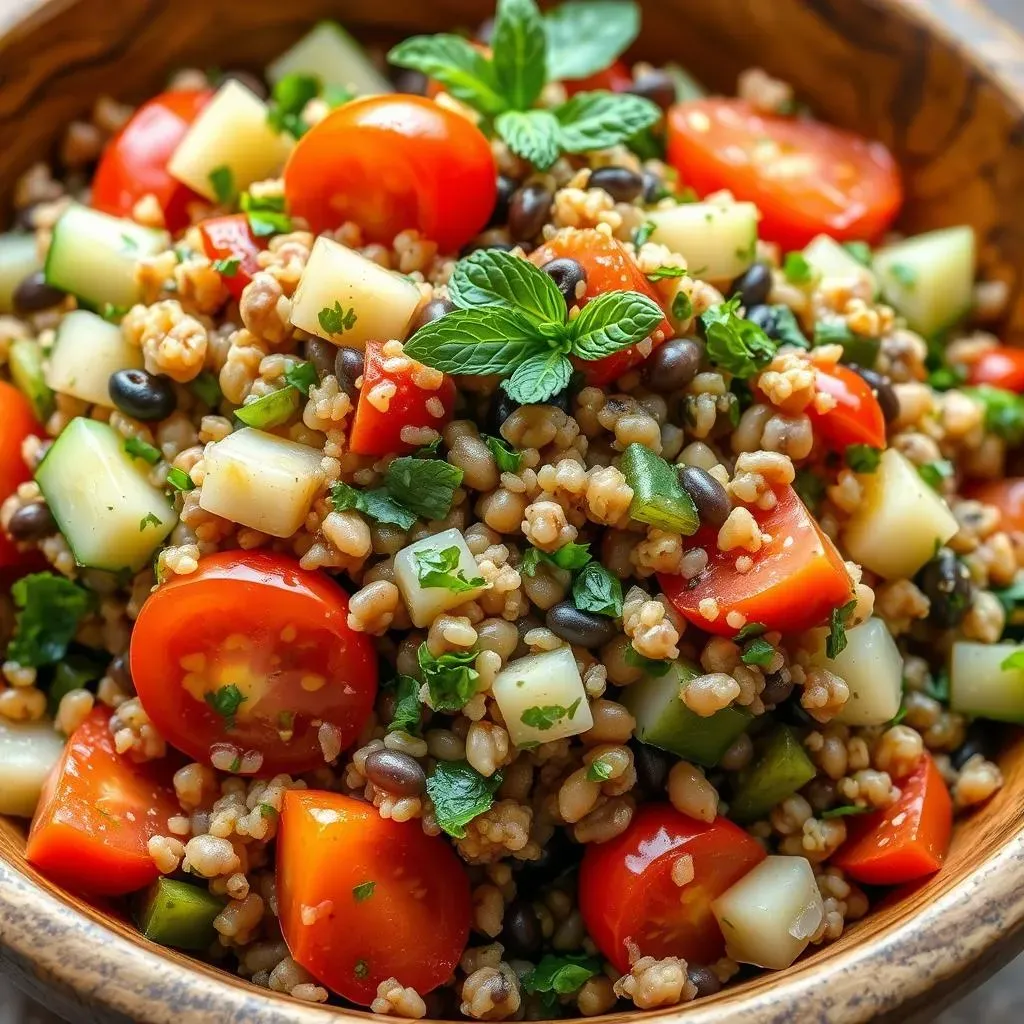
[
  {"x1": 45, "y1": 309, "x2": 143, "y2": 408},
  {"x1": 950, "y1": 641, "x2": 1024, "y2": 724},
  {"x1": 9, "y1": 339, "x2": 54, "y2": 423},
  {"x1": 842, "y1": 448, "x2": 958, "y2": 580},
  {"x1": 805, "y1": 618, "x2": 903, "y2": 726},
  {"x1": 290, "y1": 236, "x2": 422, "y2": 349},
  {"x1": 647, "y1": 202, "x2": 759, "y2": 282},
  {"x1": 44, "y1": 205, "x2": 167, "y2": 309},
  {"x1": 493, "y1": 647, "x2": 593, "y2": 748},
  {"x1": 712, "y1": 856, "x2": 824, "y2": 971},
  {"x1": 168, "y1": 80, "x2": 294, "y2": 201},
  {"x1": 0, "y1": 232, "x2": 40, "y2": 313},
  {"x1": 802, "y1": 234, "x2": 877, "y2": 294},
  {"x1": 268, "y1": 21, "x2": 392, "y2": 96},
  {"x1": 199, "y1": 427, "x2": 324, "y2": 538},
  {"x1": 0, "y1": 718, "x2": 66, "y2": 818},
  {"x1": 35, "y1": 418, "x2": 177, "y2": 572},
  {"x1": 394, "y1": 528, "x2": 486, "y2": 628},
  {"x1": 873, "y1": 226, "x2": 975, "y2": 337}
]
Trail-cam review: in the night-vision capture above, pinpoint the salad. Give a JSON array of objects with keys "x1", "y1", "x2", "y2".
[{"x1": 0, "y1": 0, "x2": 1018, "y2": 1017}]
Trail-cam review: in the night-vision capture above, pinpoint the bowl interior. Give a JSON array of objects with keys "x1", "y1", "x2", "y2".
[{"x1": 3, "y1": 0, "x2": 1024, "y2": 1022}]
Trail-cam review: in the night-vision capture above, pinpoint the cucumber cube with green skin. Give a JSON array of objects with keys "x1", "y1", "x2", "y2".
[
  {"x1": 950, "y1": 641, "x2": 1024, "y2": 724},
  {"x1": 137, "y1": 878, "x2": 226, "y2": 951},
  {"x1": 623, "y1": 659, "x2": 751, "y2": 767},
  {"x1": 8, "y1": 339, "x2": 54, "y2": 422},
  {"x1": 728, "y1": 726, "x2": 816, "y2": 824},
  {"x1": 267, "y1": 21, "x2": 393, "y2": 96}
]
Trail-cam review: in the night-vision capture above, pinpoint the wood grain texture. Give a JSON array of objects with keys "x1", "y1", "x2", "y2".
[{"x1": 3, "y1": 0, "x2": 1024, "y2": 1022}]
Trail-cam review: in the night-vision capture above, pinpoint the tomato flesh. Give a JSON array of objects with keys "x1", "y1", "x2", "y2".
[
  {"x1": 91, "y1": 89, "x2": 211, "y2": 233},
  {"x1": 660, "y1": 484, "x2": 852, "y2": 636},
  {"x1": 198, "y1": 214, "x2": 265, "y2": 300},
  {"x1": 579, "y1": 804, "x2": 765, "y2": 973},
  {"x1": 667, "y1": 99, "x2": 901, "y2": 250},
  {"x1": 530, "y1": 229, "x2": 671, "y2": 385},
  {"x1": 563, "y1": 60, "x2": 633, "y2": 96},
  {"x1": 0, "y1": 381, "x2": 43, "y2": 570},
  {"x1": 349, "y1": 341, "x2": 457, "y2": 456},
  {"x1": 964, "y1": 478, "x2": 1024, "y2": 532},
  {"x1": 832, "y1": 755, "x2": 952, "y2": 886},
  {"x1": 278, "y1": 790, "x2": 471, "y2": 1003},
  {"x1": 284, "y1": 95, "x2": 497, "y2": 254},
  {"x1": 130, "y1": 551, "x2": 377, "y2": 775},
  {"x1": 807, "y1": 363, "x2": 887, "y2": 450},
  {"x1": 966, "y1": 346, "x2": 1024, "y2": 392},
  {"x1": 26, "y1": 708, "x2": 178, "y2": 896}
]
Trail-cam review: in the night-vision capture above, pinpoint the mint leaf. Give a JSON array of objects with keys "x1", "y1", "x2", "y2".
[
  {"x1": 330, "y1": 481, "x2": 418, "y2": 530},
  {"x1": 419, "y1": 644, "x2": 479, "y2": 712},
  {"x1": 448, "y1": 249, "x2": 565, "y2": 324},
  {"x1": 388, "y1": 35, "x2": 506, "y2": 115},
  {"x1": 555, "y1": 91, "x2": 661, "y2": 154},
  {"x1": 267, "y1": 72, "x2": 320, "y2": 137},
  {"x1": 520, "y1": 542, "x2": 592, "y2": 576},
  {"x1": 569, "y1": 290, "x2": 664, "y2": 360},
  {"x1": 496, "y1": 109, "x2": 562, "y2": 170},
  {"x1": 7, "y1": 573, "x2": 94, "y2": 668},
  {"x1": 572, "y1": 562, "x2": 623, "y2": 618},
  {"x1": 845, "y1": 445, "x2": 881, "y2": 473},
  {"x1": 204, "y1": 683, "x2": 246, "y2": 729},
  {"x1": 124, "y1": 436, "x2": 162, "y2": 465},
  {"x1": 426, "y1": 760, "x2": 502, "y2": 838},
  {"x1": 384, "y1": 458, "x2": 463, "y2": 522},
  {"x1": 521, "y1": 698, "x2": 582, "y2": 730},
  {"x1": 284, "y1": 360, "x2": 318, "y2": 396},
  {"x1": 209, "y1": 165, "x2": 235, "y2": 205},
  {"x1": 503, "y1": 350, "x2": 573, "y2": 405},
  {"x1": 544, "y1": 0, "x2": 640, "y2": 80},
  {"x1": 524, "y1": 953, "x2": 600, "y2": 997},
  {"x1": 483, "y1": 434, "x2": 523, "y2": 472},
  {"x1": 826, "y1": 598, "x2": 857, "y2": 660},
  {"x1": 701, "y1": 298, "x2": 777, "y2": 378},
  {"x1": 387, "y1": 674, "x2": 422, "y2": 735},
  {"x1": 414, "y1": 545, "x2": 486, "y2": 594},
  {"x1": 647, "y1": 266, "x2": 688, "y2": 282},
  {"x1": 634, "y1": 220, "x2": 656, "y2": 247},
  {"x1": 492, "y1": 0, "x2": 548, "y2": 112}
]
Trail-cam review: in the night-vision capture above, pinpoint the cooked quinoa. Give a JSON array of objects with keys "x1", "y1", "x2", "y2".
[{"x1": 0, "y1": 1, "x2": 1019, "y2": 1019}]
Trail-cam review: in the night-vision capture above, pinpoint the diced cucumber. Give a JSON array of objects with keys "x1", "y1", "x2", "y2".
[
  {"x1": 44, "y1": 309, "x2": 143, "y2": 408},
  {"x1": 34, "y1": 417, "x2": 177, "y2": 572},
  {"x1": 268, "y1": 21, "x2": 393, "y2": 96},
  {"x1": 0, "y1": 232, "x2": 40, "y2": 313},
  {"x1": 9, "y1": 339, "x2": 55, "y2": 422},
  {"x1": 647, "y1": 201, "x2": 759, "y2": 282},
  {"x1": 950, "y1": 641, "x2": 1024, "y2": 723},
  {"x1": 44, "y1": 205, "x2": 167, "y2": 310},
  {"x1": 394, "y1": 528, "x2": 486, "y2": 628},
  {"x1": 198, "y1": 427, "x2": 324, "y2": 538},
  {"x1": 873, "y1": 226, "x2": 975, "y2": 337},
  {"x1": 802, "y1": 234, "x2": 877, "y2": 294},
  {"x1": 842, "y1": 448, "x2": 958, "y2": 580},
  {"x1": 804, "y1": 618, "x2": 903, "y2": 726},
  {"x1": 0, "y1": 718, "x2": 66, "y2": 818},
  {"x1": 168, "y1": 80, "x2": 294, "y2": 201},
  {"x1": 290, "y1": 236, "x2": 422, "y2": 349},
  {"x1": 729, "y1": 727, "x2": 816, "y2": 824},
  {"x1": 234, "y1": 386, "x2": 301, "y2": 429},
  {"x1": 623, "y1": 659, "x2": 750, "y2": 767},
  {"x1": 137, "y1": 878, "x2": 225, "y2": 951},
  {"x1": 492, "y1": 647, "x2": 593, "y2": 748}
]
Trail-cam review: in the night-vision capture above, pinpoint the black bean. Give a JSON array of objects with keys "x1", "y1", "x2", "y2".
[
  {"x1": 334, "y1": 346, "x2": 366, "y2": 401},
  {"x1": 951, "y1": 720, "x2": 1002, "y2": 771},
  {"x1": 677, "y1": 465, "x2": 731, "y2": 527},
  {"x1": 915, "y1": 549, "x2": 974, "y2": 629},
  {"x1": 641, "y1": 167, "x2": 667, "y2": 204},
  {"x1": 392, "y1": 69, "x2": 428, "y2": 96},
  {"x1": 363, "y1": 749, "x2": 426, "y2": 796},
  {"x1": 642, "y1": 337, "x2": 703, "y2": 393},
  {"x1": 687, "y1": 964, "x2": 722, "y2": 999},
  {"x1": 108, "y1": 653, "x2": 135, "y2": 696},
  {"x1": 627, "y1": 69, "x2": 677, "y2": 112},
  {"x1": 540, "y1": 257, "x2": 587, "y2": 307},
  {"x1": 488, "y1": 174, "x2": 518, "y2": 229},
  {"x1": 500, "y1": 899, "x2": 543, "y2": 957},
  {"x1": 6, "y1": 502, "x2": 55, "y2": 541},
  {"x1": 304, "y1": 338, "x2": 337, "y2": 381},
  {"x1": 508, "y1": 185, "x2": 553, "y2": 242},
  {"x1": 218, "y1": 70, "x2": 268, "y2": 100},
  {"x1": 761, "y1": 671, "x2": 795, "y2": 707},
  {"x1": 423, "y1": 987, "x2": 460, "y2": 1020},
  {"x1": 850, "y1": 365, "x2": 899, "y2": 424},
  {"x1": 744, "y1": 304, "x2": 780, "y2": 338},
  {"x1": 630, "y1": 740, "x2": 672, "y2": 795},
  {"x1": 588, "y1": 166, "x2": 645, "y2": 204},
  {"x1": 512, "y1": 828, "x2": 580, "y2": 894},
  {"x1": 13, "y1": 272, "x2": 65, "y2": 315},
  {"x1": 108, "y1": 369, "x2": 177, "y2": 422},
  {"x1": 545, "y1": 601, "x2": 616, "y2": 649},
  {"x1": 728, "y1": 262, "x2": 773, "y2": 309},
  {"x1": 410, "y1": 296, "x2": 455, "y2": 334}
]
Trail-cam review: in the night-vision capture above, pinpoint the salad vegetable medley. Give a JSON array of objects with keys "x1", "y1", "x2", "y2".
[{"x1": 1, "y1": 0, "x2": 1021, "y2": 1015}]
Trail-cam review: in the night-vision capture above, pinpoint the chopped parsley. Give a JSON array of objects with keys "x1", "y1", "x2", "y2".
[
  {"x1": 139, "y1": 512, "x2": 163, "y2": 531},
  {"x1": 318, "y1": 301, "x2": 359, "y2": 337},
  {"x1": 520, "y1": 699, "x2": 582, "y2": 731},
  {"x1": 633, "y1": 220, "x2": 656, "y2": 247},
  {"x1": 418, "y1": 644, "x2": 479, "y2": 713},
  {"x1": 211, "y1": 257, "x2": 240, "y2": 277},
  {"x1": 166, "y1": 467, "x2": 195, "y2": 492},
  {"x1": 964, "y1": 385, "x2": 1024, "y2": 446},
  {"x1": 845, "y1": 444, "x2": 882, "y2": 473},
  {"x1": 623, "y1": 646, "x2": 672, "y2": 676},
  {"x1": 523, "y1": 954, "x2": 600, "y2": 1002},
  {"x1": 647, "y1": 265, "x2": 687, "y2": 282},
  {"x1": 671, "y1": 289, "x2": 693, "y2": 322},
  {"x1": 124, "y1": 436, "x2": 162, "y2": 465},
  {"x1": 413, "y1": 545, "x2": 486, "y2": 594},
  {"x1": 329, "y1": 481, "x2": 418, "y2": 531},
  {"x1": 825, "y1": 598, "x2": 857, "y2": 660},
  {"x1": 571, "y1": 561, "x2": 623, "y2": 618},
  {"x1": 483, "y1": 434, "x2": 523, "y2": 472},
  {"x1": 426, "y1": 760, "x2": 502, "y2": 838},
  {"x1": 387, "y1": 674, "x2": 422, "y2": 735},
  {"x1": 735, "y1": 621, "x2": 767, "y2": 641},
  {"x1": 384, "y1": 457, "x2": 463, "y2": 522},
  {"x1": 208, "y1": 165, "x2": 235, "y2": 205},
  {"x1": 267, "y1": 72, "x2": 321, "y2": 138},
  {"x1": 204, "y1": 683, "x2": 247, "y2": 729},
  {"x1": 740, "y1": 637, "x2": 776, "y2": 667},
  {"x1": 239, "y1": 191, "x2": 293, "y2": 238},
  {"x1": 6, "y1": 573, "x2": 94, "y2": 668},
  {"x1": 354, "y1": 959, "x2": 369, "y2": 979},
  {"x1": 586, "y1": 757, "x2": 613, "y2": 782},
  {"x1": 352, "y1": 881, "x2": 376, "y2": 902},
  {"x1": 700, "y1": 297, "x2": 777, "y2": 378},
  {"x1": 189, "y1": 371, "x2": 222, "y2": 408},
  {"x1": 519, "y1": 542, "x2": 592, "y2": 576},
  {"x1": 783, "y1": 251, "x2": 814, "y2": 284},
  {"x1": 917, "y1": 459, "x2": 954, "y2": 491},
  {"x1": 283, "y1": 360, "x2": 319, "y2": 397}
]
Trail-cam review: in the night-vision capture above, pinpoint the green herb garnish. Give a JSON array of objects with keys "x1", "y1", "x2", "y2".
[
  {"x1": 740, "y1": 637, "x2": 776, "y2": 667},
  {"x1": 413, "y1": 545, "x2": 486, "y2": 594},
  {"x1": 318, "y1": 301, "x2": 358, "y2": 337},
  {"x1": 783, "y1": 252, "x2": 813, "y2": 284},
  {"x1": 330, "y1": 481, "x2": 418, "y2": 531},
  {"x1": 825, "y1": 598, "x2": 857, "y2": 660},
  {"x1": 352, "y1": 881, "x2": 376, "y2": 902},
  {"x1": 571, "y1": 561, "x2": 623, "y2": 618},
  {"x1": 521, "y1": 698, "x2": 582, "y2": 730},
  {"x1": 426, "y1": 760, "x2": 502, "y2": 838},
  {"x1": 418, "y1": 644, "x2": 479, "y2": 712},
  {"x1": 918, "y1": 459, "x2": 954, "y2": 491},
  {"x1": 700, "y1": 297, "x2": 777, "y2": 378},
  {"x1": 384, "y1": 457, "x2": 463, "y2": 522},
  {"x1": 204, "y1": 683, "x2": 247, "y2": 729},
  {"x1": 845, "y1": 445, "x2": 881, "y2": 473},
  {"x1": 483, "y1": 434, "x2": 523, "y2": 472},
  {"x1": 124, "y1": 436, "x2": 162, "y2": 465},
  {"x1": 6, "y1": 573, "x2": 94, "y2": 668},
  {"x1": 166, "y1": 467, "x2": 195, "y2": 492},
  {"x1": 208, "y1": 165, "x2": 235, "y2": 205}
]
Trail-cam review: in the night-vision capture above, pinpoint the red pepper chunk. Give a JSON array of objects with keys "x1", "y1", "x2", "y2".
[
  {"x1": 967, "y1": 346, "x2": 1024, "y2": 392},
  {"x1": 807, "y1": 363, "x2": 887, "y2": 451},
  {"x1": 348, "y1": 341, "x2": 457, "y2": 456},
  {"x1": 199, "y1": 214, "x2": 265, "y2": 300}
]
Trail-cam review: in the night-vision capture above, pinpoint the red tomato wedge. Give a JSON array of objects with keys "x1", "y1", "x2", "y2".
[
  {"x1": 130, "y1": 551, "x2": 377, "y2": 775},
  {"x1": 284, "y1": 95, "x2": 497, "y2": 254},
  {"x1": 667, "y1": 99, "x2": 902, "y2": 250},
  {"x1": 832, "y1": 755, "x2": 952, "y2": 886},
  {"x1": 26, "y1": 708, "x2": 178, "y2": 897},
  {"x1": 530, "y1": 228, "x2": 671, "y2": 385},
  {"x1": 349, "y1": 341, "x2": 457, "y2": 456},
  {"x1": 91, "y1": 89, "x2": 212, "y2": 233},
  {"x1": 807, "y1": 363, "x2": 887, "y2": 450},
  {"x1": 563, "y1": 60, "x2": 633, "y2": 96},
  {"x1": 964, "y1": 478, "x2": 1024, "y2": 532},
  {"x1": 966, "y1": 346, "x2": 1024, "y2": 392},
  {"x1": 278, "y1": 791, "x2": 471, "y2": 1003},
  {"x1": 660, "y1": 484, "x2": 852, "y2": 636},
  {"x1": 579, "y1": 804, "x2": 766, "y2": 973},
  {"x1": 198, "y1": 214, "x2": 265, "y2": 300},
  {"x1": 0, "y1": 381, "x2": 43, "y2": 570}
]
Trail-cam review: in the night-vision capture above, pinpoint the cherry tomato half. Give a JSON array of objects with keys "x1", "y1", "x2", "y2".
[
  {"x1": 284, "y1": 96, "x2": 497, "y2": 254},
  {"x1": 579, "y1": 804, "x2": 766, "y2": 973},
  {"x1": 807, "y1": 363, "x2": 888, "y2": 451},
  {"x1": 130, "y1": 551, "x2": 377, "y2": 775},
  {"x1": 92, "y1": 89, "x2": 212, "y2": 233},
  {"x1": 966, "y1": 346, "x2": 1024, "y2": 392},
  {"x1": 660, "y1": 484, "x2": 853, "y2": 636},
  {"x1": 278, "y1": 791, "x2": 471, "y2": 1003},
  {"x1": 667, "y1": 99, "x2": 902, "y2": 250},
  {"x1": 349, "y1": 340, "x2": 457, "y2": 456},
  {"x1": 530, "y1": 228, "x2": 671, "y2": 385},
  {"x1": 964, "y1": 478, "x2": 1024, "y2": 532},
  {"x1": 26, "y1": 708, "x2": 179, "y2": 896},
  {"x1": 199, "y1": 214, "x2": 265, "y2": 300},
  {"x1": 0, "y1": 381, "x2": 43, "y2": 571}
]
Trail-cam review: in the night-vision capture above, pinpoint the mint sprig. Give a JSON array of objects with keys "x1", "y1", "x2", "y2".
[{"x1": 544, "y1": 1, "x2": 640, "y2": 80}]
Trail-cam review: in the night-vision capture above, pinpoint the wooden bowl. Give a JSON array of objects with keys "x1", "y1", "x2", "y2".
[{"x1": 3, "y1": 1, "x2": 1024, "y2": 1021}]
